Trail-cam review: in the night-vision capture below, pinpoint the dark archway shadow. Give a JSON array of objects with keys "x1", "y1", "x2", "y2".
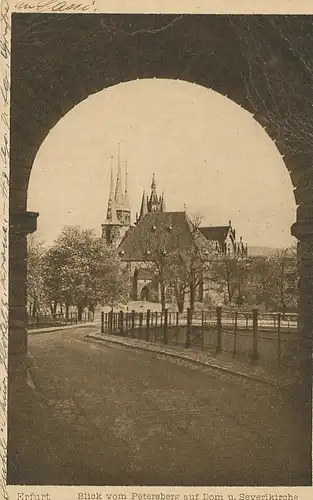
[{"x1": 8, "y1": 13, "x2": 313, "y2": 486}]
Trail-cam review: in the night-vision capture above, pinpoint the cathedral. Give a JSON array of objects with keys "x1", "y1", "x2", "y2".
[{"x1": 101, "y1": 153, "x2": 248, "y2": 304}]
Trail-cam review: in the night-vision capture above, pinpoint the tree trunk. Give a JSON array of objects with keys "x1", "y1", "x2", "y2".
[
  {"x1": 77, "y1": 304, "x2": 83, "y2": 321},
  {"x1": 177, "y1": 296, "x2": 184, "y2": 313},
  {"x1": 65, "y1": 303, "x2": 69, "y2": 320},
  {"x1": 160, "y1": 283, "x2": 166, "y2": 311},
  {"x1": 189, "y1": 286, "x2": 195, "y2": 311},
  {"x1": 88, "y1": 304, "x2": 95, "y2": 321}
]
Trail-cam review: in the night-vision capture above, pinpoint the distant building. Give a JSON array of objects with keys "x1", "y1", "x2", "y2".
[
  {"x1": 101, "y1": 147, "x2": 131, "y2": 249},
  {"x1": 101, "y1": 153, "x2": 248, "y2": 304}
]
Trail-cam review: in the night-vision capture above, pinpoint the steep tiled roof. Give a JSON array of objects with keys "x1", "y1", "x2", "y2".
[
  {"x1": 199, "y1": 226, "x2": 230, "y2": 242},
  {"x1": 118, "y1": 212, "x2": 208, "y2": 261}
]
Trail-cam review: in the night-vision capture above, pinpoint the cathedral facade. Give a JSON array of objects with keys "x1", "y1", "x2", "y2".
[{"x1": 102, "y1": 156, "x2": 248, "y2": 305}]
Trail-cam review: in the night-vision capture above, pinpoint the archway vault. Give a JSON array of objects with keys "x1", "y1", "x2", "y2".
[{"x1": 9, "y1": 14, "x2": 313, "y2": 382}]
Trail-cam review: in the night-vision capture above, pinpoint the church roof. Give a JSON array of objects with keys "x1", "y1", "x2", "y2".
[
  {"x1": 118, "y1": 211, "x2": 209, "y2": 261},
  {"x1": 199, "y1": 226, "x2": 230, "y2": 242}
]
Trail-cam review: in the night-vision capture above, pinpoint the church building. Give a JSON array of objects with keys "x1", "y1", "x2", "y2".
[{"x1": 101, "y1": 153, "x2": 248, "y2": 304}]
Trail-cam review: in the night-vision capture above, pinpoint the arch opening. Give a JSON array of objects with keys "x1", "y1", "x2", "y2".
[{"x1": 28, "y1": 78, "x2": 297, "y2": 252}]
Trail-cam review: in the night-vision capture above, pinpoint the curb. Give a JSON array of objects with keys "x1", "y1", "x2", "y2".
[
  {"x1": 85, "y1": 333, "x2": 294, "y2": 391},
  {"x1": 28, "y1": 322, "x2": 99, "y2": 334}
]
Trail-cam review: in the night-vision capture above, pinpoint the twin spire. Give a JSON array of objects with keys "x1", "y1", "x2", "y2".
[
  {"x1": 106, "y1": 148, "x2": 166, "y2": 226},
  {"x1": 106, "y1": 145, "x2": 131, "y2": 225}
]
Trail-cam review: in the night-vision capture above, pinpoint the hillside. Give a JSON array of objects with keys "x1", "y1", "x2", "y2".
[{"x1": 248, "y1": 246, "x2": 278, "y2": 257}]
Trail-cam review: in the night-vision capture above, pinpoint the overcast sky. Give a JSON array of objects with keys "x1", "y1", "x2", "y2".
[{"x1": 28, "y1": 78, "x2": 296, "y2": 248}]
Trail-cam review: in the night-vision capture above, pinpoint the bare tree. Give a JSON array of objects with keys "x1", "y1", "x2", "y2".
[
  {"x1": 141, "y1": 233, "x2": 175, "y2": 311},
  {"x1": 168, "y1": 214, "x2": 216, "y2": 311},
  {"x1": 210, "y1": 254, "x2": 251, "y2": 308},
  {"x1": 27, "y1": 234, "x2": 47, "y2": 316},
  {"x1": 268, "y1": 246, "x2": 298, "y2": 313}
]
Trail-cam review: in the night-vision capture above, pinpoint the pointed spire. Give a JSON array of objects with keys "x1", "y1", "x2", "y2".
[
  {"x1": 106, "y1": 156, "x2": 115, "y2": 220},
  {"x1": 151, "y1": 172, "x2": 156, "y2": 192},
  {"x1": 149, "y1": 173, "x2": 161, "y2": 212},
  {"x1": 160, "y1": 192, "x2": 166, "y2": 212},
  {"x1": 115, "y1": 143, "x2": 124, "y2": 210},
  {"x1": 123, "y1": 160, "x2": 131, "y2": 211},
  {"x1": 139, "y1": 190, "x2": 148, "y2": 219},
  {"x1": 108, "y1": 156, "x2": 114, "y2": 199}
]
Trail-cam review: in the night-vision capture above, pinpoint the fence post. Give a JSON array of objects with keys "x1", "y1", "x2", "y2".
[
  {"x1": 146, "y1": 309, "x2": 151, "y2": 341},
  {"x1": 185, "y1": 308, "x2": 192, "y2": 349},
  {"x1": 131, "y1": 310, "x2": 135, "y2": 337},
  {"x1": 233, "y1": 310, "x2": 238, "y2": 357},
  {"x1": 277, "y1": 312, "x2": 281, "y2": 366},
  {"x1": 163, "y1": 308, "x2": 168, "y2": 345},
  {"x1": 201, "y1": 310, "x2": 204, "y2": 350},
  {"x1": 153, "y1": 312, "x2": 156, "y2": 341},
  {"x1": 109, "y1": 309, "x2": 113, "y2": 333},
  {"x1": 139, "y1": 312, "x2": 143, "y2": 339},
  {"x1": 101, "y1": 311, "x2": 104, "y2": 333},
  {"x1": 119, "y1": 310, "x2": 124, "y2": 335},
  {"x1": 216, "y1": 306, "x2": 222, "y2": 354},
  {"x1": 252, "y1": 308, "x2": 259, "y2": 361}
]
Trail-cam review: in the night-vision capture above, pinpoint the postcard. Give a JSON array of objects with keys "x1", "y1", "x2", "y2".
[{"x1": 1, "y1": 1, "x2": 312, "y2": 499}]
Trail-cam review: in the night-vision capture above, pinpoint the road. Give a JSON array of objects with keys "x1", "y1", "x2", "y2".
[{"x1": 9, "y1": 326, "x2": 311, "y2": 486}]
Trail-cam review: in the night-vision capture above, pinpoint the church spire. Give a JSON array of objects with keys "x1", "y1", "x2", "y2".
[
  {"x1": 109, "y1": 156, "x2": 114, "y2": 195},
  {"x1": 105, "y1": 156, "x2": 119, "y2": 224},
  {"x1": 139, "y1": 190, "x2": 148, "y2": 219},
  {"x1": 114, "y1": 143, "x2": 124, "y2": 210},
  {"x1": 148, "y1": 173, "x2": 162, "y2": 212},
  {"x1": 123, "y1": 160, "x2": 131, "y2": 211},
  {"x1": 151, "y1": 172, "x2": 156, "y2": 193},
  {"x1": 160, "y1": 192, "x2": 166, "y2": 212}
]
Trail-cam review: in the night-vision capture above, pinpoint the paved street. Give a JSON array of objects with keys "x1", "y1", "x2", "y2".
[{"x1": 9, "y1": 326, "x2": 311, "y2": 486}]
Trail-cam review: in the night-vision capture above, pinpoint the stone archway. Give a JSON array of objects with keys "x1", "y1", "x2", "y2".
[{"x1": 10, "y1": 14, "x2": 313, "y2": 389}]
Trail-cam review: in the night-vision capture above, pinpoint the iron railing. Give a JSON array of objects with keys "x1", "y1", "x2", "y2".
[{"x1": 100, "y1": 307, "x2": 300, "y2": 367}]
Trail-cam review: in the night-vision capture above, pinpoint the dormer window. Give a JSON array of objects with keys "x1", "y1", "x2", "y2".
[
  {"x1": 168, "y1": 225, "x2": 173, "y2": 231},
  {"x1": 119, "y1": 250, "x2": 125, "y2": 257},
  {"x1": 152, "y1": 225, "x2": 156, "y2": 231},
  {"x1": 146, "y1": 249, "x2": 151, "y2": 256}
]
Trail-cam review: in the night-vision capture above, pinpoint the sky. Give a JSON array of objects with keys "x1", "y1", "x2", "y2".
[{"x1": 28, "y1": 78, "x2": 297, "y2": 248}]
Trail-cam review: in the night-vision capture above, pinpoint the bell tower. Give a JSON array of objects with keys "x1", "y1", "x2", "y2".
[
  {"x1": 147, "y1": 173, "x2": 164, "y2": 213},
  {"x1": 101, "y1": 146, "x2": 131, "y2": 248}
]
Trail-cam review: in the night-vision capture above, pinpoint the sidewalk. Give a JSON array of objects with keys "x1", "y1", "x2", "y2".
[{"x1": 86, "y1": 331, "x2": 301, "y2": 390}]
